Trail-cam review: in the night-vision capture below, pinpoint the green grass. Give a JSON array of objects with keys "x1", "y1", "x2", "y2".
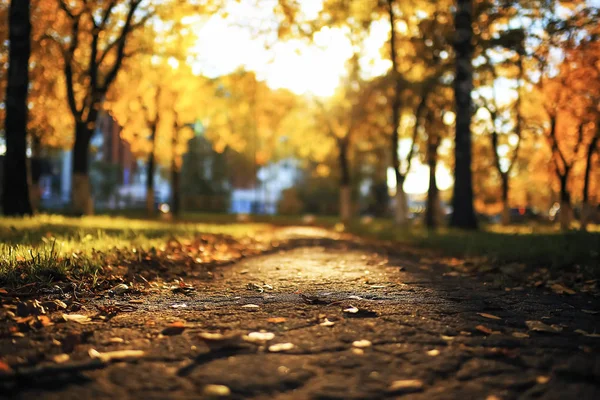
[
  {"x1": 346, "y1": 219, "x2": 600, "y2": 275},
  {"x1": 0, "y1": 214, "x2": 272, "y2": 286},
  {"x1": 2, "y1": 212, "x2": 598, "y2": 287}
]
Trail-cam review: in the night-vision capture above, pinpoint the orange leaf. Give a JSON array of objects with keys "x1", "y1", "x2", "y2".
[
  {"x1": 476, "y1": 325, "x2": 494, "y2": 335},
  {"x1": 267, "y1": 317, "x2": 287, "y2": 324},
  {"x1": 478, "y1": 313, "x2": 502, "y2": 320},
  {"x1": 0, "y1": 360, "x2": 12, "y2": 373}
]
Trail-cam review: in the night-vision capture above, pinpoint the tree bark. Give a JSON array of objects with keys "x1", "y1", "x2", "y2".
[
  {"x1": 146, "y1": 128, "x2": 157, "y2": 217},
  {"x1": 581, "y1": 132, "x2": 598, "y2": 231},
  {"x1": 171, "y1": 162, "x2": 181, "y2": 218},
  {"x1": 2, "y1": 0, "x2": 32, "y2": 216},
  {"x1": 426, "y1": 136, "x2": 441, "y2": 229},
  {"x1": 558, "y1": 174, "x2": 572, "y2": 231},
  {"x1": 450, "y1": 0, "x2": 478, "y2": 230},
  {"x1": 71, "y1": 122, "x2": 94, "y2": 215},
  {"x1": 387, "y1": 0, "x2": 408, "y2": 226},
  {"x1": 501, "y1": 173, "x2": 510, "y2": 225},
  {"x1": 394, "y1": 176, "x2": 409, "y2": 225},
  {"x1": 338, "y1": 138, "x2": 352, "y2": 222}
]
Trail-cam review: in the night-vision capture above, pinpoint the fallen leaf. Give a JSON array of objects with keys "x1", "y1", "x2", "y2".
[
  {"x1": 241, "y1": 304, "x2": 260, "y2": 309},
  {"x1": 0, "y1": 288, "x2": 8, "y2": 295},
  {"x1": 320, "y1": 319, "x2": 335, "y2": 327},
  {"x1": 536, "y1": 376, "x2": 550, "y2": 384},
  {"x1": 244, "y1": 332, "x2": 275, "y2": 342},
  {"x1": 352, "y1": 340, "x2": 372, "y2": 348},
  {"x1": 475, "y1": 325, "x2": 494, "y2": 335},
  {"x1": 511, "y1": 332, "x2": 530, "y2": 338},
  {"x1": 267, "y1": 317, "x2": 286, "y2": 324},
  {"x1": 268, "y1": 343, "x2": 295, "y2": 352},
  {"x1": 38, "y1": 315, "x2": 53, "y2": 327},
  {"x1": 343, "y1": 306, "x2": 359, "y2": 314},
  {"x1": 199, "y1": 332, "x2": 225, "y2": 341},
  {"x1": 550, "y1": 283, "x2": 575, "y2": 295},
  {"x1": 202, "y1": 384, "x2": 231, "y2": 397},
  {"x1": 162, "y1": 321, "x2": 186, "y2": 336},
  {"x1": 0, "y1": 360, "x2": 11, "y2": 372},
  {"x1": 62, "y1": 314, "x2": 92, "y2": 324},
  {"x1": 52, "y1": 354, "x2": 70, "y2": 364},
  {"x1": 88, "y1": 349, "x2": 145, "y2": 362},
  {"x1": 108, "y1": 337, "x2": 124, "y2": 343},
  {"x1": 129, "y1": 299, "x2": 144, "y2": 304},
  {"x1": 388, "y1": 379, "x2": 424, "y2": 393},
  {"x1": 574, "y1": 329, "x2": 600, "y2": 338},
  {"x1": 582, "y1": 309, "x2": 598, "y2": 315},
  {"x1": 478, "y1": 313, "x2": 502, "y2": 320},
  {"x1": 347, "y1": 295, "x2": 363, "y2": 300},
  {"x1": 443, "y1": 271, "x2": 460, "y2": 277},
  {"x1": 526, "y1": 320, "x2": 560, "y2": 333},
  {"x1": 427, "y1": 349, "x2": 440, "y2": 356}
]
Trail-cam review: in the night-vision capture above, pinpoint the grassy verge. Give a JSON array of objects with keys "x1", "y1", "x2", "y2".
[
  {"x1": 0, "y1": 215, "x2": 271, "y2": 286},
  {"x1": 346, "y1": 220, "x2": 600, "y2": 276}
]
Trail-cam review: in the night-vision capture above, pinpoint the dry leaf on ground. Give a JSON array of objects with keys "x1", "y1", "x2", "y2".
[
  {"x1": 268, "y1": 343, "x2": 295, "y2": 352},
  {"x1": 525, "y1": 320, "x2": 560, "y2": 333},
  {"x1": 388, "y1": 379, "x2": 424, "y2": 393},
  {"x1": 478, "y1": 313, "x2": 502, "y2": 320},
  {"x1": 62, "y1": 314, "x2": 92, "y2": 324},
  {"x1": 88, "y1": 349, "x2": 145, "y2": 362}
]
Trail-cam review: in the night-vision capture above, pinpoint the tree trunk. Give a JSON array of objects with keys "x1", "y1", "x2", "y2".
[
  {"x1": 71, "y1": 122, "x2": 94, "y2": 215},
  {"x1": 171, "y1": 162, "x2": 181, "y2": 218},
  {"x1": 2, "y1": 0, "x2": 32, "y2": 216},
  {"x1": 450, "y1": 0, "x2": 478, "y2": 230},
  {"x1": 501, "y1": 173, "x2": 510, "y2": 226},
  {"x1": 394, "y1": 175, "x2": 409, "y2": 225},
  {"x1": 146, "y1": 148, "x2": 156, "y2": 217},
  {"x1": 338, "y1": 139, "x2": 352, "y2": 222},
  {"x1": 426, "y1": 138, "x2": 441, "y2": 229},
  {"x1": 146, "y1": 124, "x2": 159, "y2": 217},
  {"x1": 581, "y1": 134, "x2": 598, "y2": 231},
  {"x1": 558, "y1": 174, "x2": 572, "y2": 231}
]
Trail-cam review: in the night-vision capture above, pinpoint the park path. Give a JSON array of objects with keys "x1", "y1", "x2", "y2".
[{"x1": 1, "y1": 228, "x2": 600, "y2": 399}]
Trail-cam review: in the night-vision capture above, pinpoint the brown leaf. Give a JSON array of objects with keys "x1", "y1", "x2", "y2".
[
  {"x1": 88, "y1": 349, "x2": 145, "y2": 362},
  {"x1": 0, "y1": 360, "x2": 11, "y2": 373},
  {"x1": 475, "y1": 325, "x2": 494, "y2": 335},
  {"x1": 388, "y1": 379, "x2": 424, "y2": 394},
  {"x1": 478, "y1": 313, "x2": 502, "y2": 320},
  {"x1": 525, "y1": 320, "x2": 560, "y2": 333},
  {"x1": 62, "y1": 314, "x2": 92, "y2": 324},
  {"x1": 267, "y1": 317, "x2": 286, "y2": 324},
  {"x1": 550, "y1": 283, "x2": 575, "y2": 295}
]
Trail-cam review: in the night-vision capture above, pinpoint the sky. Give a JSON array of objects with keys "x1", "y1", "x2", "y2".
[{"x1": 185, "y1": 0, "x2": 453, "y2": 194}]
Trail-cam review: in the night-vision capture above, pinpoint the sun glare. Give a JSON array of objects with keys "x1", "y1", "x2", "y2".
[{"x1": 187, "y1": 0, "x2": 390, "y2": 97}]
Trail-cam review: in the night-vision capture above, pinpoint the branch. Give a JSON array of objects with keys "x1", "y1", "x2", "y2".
[
  {"x1": 100, "y1": 0, "x2": 146, "y2": 93},
  {"x1": 58, "y1": 0, "x2": 77, "y2": 19},
  {"x1": 64, "y1": 17, "x2": 82, "y2": 119}
]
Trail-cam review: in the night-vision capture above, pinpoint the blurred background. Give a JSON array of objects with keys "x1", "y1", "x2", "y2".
[{"x1": 0, "y1": 0, "x2": 599, "y2": 230}]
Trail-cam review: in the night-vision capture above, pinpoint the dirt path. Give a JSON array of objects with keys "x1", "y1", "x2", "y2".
[{"x1": 1, "y1": 230, "x2": 600, "y2": 399}]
